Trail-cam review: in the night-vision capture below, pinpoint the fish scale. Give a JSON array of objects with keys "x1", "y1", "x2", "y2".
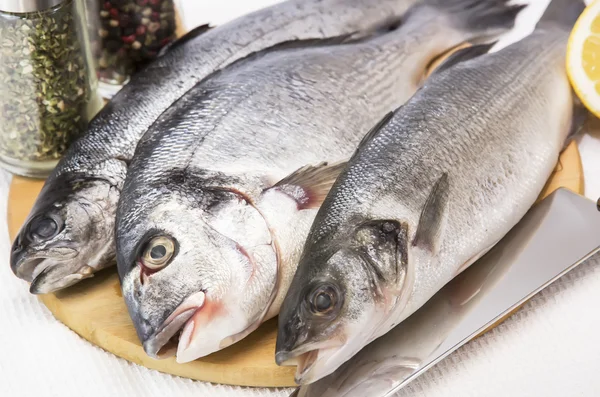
[
  {"x1": 122, "y1": 30, "x2": 435, "y2": 196},
  {"x1": 316, "y1": 34, "x2": 566, "y2": 243},
  {"x1": 367, "y1": 34, "x2": 568, "y2": 312},
  {"x1": 57, "y1": 0, "x2": 408, "y2": 176},
  {"x1": 116, "y1": 0, "x2": 516, "y2": 363},
  {"x1": 276, "y1": 23, "x2": 577, "y2": 384},
  {"x1": 11, "y1": 0, "x2": 415, "y2": 294}
]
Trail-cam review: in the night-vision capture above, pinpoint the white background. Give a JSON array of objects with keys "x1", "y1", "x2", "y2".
[{"x1": 1, "y1": 0, "x2": 600, "y2": 396}]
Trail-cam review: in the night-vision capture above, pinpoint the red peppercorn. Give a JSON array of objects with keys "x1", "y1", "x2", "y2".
[
  {"x1": 136, "y1": 25, "x2": 146, "y2": 36},
  {"x1": 137, "y1": 0, "x2": 148, "y2": 6},
  {"x1": 149, "y1": 0, "x2": 160, "y2": 5},
  {"x1": 104, "y1": 1, "x2": 111, "y2": 10},
  {"x1": 109, "y1": 8, "x2": 119, "y2": 18},
  {"x1": 151, "y1": 11, "x2": 159, "y2": 21},
  {"x1": 122, "y1": 34, "x2": 136, "y2": 44},
  {"x1": 160, "y1": 37, "x2": 172, "y2": 47}
]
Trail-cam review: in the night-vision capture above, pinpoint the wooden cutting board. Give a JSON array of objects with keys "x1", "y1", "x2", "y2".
[{"x1": 5, "y1": 141, "x2": 584, "y2": 387}]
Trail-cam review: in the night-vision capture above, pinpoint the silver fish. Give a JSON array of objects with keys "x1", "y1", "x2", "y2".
[
  {"x1": 116, "y1": 0, "x2": 522, "y2": 363},
  {"x1": 10, "y1": 0, "x2": 412, "y2": 294},
  {"x1": 275, "y1": 1, "x2": 584, "y2": 384},
  {"x1": 294, "y1": 189, "x2": 600, "y2": 397}
]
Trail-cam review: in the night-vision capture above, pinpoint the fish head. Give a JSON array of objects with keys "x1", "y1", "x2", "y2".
[
  {"x1": 276, "y1": 219, "x2": 410, "y2": 384},
  {"x1": 11, "y1": 175, "x2": 119, "y2": 294},
  {"x1": 118, "y1": 187, "x2": 277, "y2": 362}
]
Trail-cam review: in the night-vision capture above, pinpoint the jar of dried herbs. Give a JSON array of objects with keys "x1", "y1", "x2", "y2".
[
  {"x1": 0, "y1": 0, "x2": 102, "y2": 177},
  {"x1": 87, "y1": 0, "x2": 177, "y2": 98}
]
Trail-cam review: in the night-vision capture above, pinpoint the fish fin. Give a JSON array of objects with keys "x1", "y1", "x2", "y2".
[
  {"x1": 158, "y1": 24, "x2": 212, "y2": 57},
  {"x1": 353, "y1": 220, "x2": 409, "y2": 290},
  {"x1": 418, "y1": 0, "x2": 524, "y2": 42},
  {"x1": 412, "y1": 173, "x2": 450, "y2": 254},
  {"x1": 536, "y1": 0, "x2": 585, "y2": 31},
  {"x1": 267, "y1": 162, "x2": 347, "y2": 210},
  {"x1": 453, "y1": 0, "x2": 525, "y2": 34},
  {"x1": 221, "y1": 33, "x2": 359, "y2": 73},
  {"x1": 220, "y1": 322, "x2": 261, "y2": 350},
  {"x1": 428, "y1": 42, "x2": 496, "y2": 77},
  {"x1": 562, "y1": 101, "x2": 589, "y2": 152},
  {"x1": 257, "y1": 34, "x2": 357, "y2": 51},
  {"x1": 356, "y1": 112, "x2": 395, "y2": 151}
]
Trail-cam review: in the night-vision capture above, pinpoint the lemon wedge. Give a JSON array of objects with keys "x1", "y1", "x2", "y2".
[{"x1": 567, "y1": 0, "x2": 600, "y2": 117}]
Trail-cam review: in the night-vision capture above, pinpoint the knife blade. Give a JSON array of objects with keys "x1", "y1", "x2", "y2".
[{"x1": 293, "y1": 189, "x2": 600, "y2": 397}]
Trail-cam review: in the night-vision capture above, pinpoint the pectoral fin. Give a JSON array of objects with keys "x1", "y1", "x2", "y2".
[
  {"x1": 412, "y1": 173, "x2": 450, "y2": 254},
  {"x1": 266, "y1": 162, "x2": 347, "y2": 210},
  {"x1": 562, "y1": 101, "x2": 589, "y2": 151}
]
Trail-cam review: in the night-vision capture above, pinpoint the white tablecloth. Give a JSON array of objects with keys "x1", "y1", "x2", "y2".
[{"x1": 2, "y1": 1, "x2": 600, "y2": 396}]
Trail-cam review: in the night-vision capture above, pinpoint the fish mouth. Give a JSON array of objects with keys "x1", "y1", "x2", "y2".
[
  {"x1": 143, "y1": 291, "x2": 205, "y2": 359},
  {"x1": 28, "y1": 258, "x2": 95, "y2": 294},
  {"x1": 12, "y1": 246, "x2": 79, "y2": 282},
  {"x1": 16, "y1": 257, "x2": 46, "y2": 282},
  {"x1": 294, "y1": 350, "x2": 320, "y2": 381},
  {"x1": 276, "y1": 343, "x2": 343, "y2": 385}
]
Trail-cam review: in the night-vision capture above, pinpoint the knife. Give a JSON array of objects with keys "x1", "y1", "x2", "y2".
[{"x1": 293, "y1": 189, "x2": 600, "y2": 397}]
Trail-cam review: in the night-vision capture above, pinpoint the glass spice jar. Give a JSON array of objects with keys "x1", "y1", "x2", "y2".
[
  {"x1": 0, "y1": 0, "x2": 102, "y2": 177},
  {"x1": 88, "y1": 0, "x2": 177, "y2": 98}
]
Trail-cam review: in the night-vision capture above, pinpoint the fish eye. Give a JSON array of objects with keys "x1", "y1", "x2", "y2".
[
  {"x1": 309, "y1": 284, "x2": 339, "y2": 316},
  {"x1": 28, "y1": 215, "x2": 61, "y2": 241},
  {"x1": 141, "y1": 236, "x2": 176, "y2": 270},
  {"x1": 315, "y1": 292, "x2": 332, "y2": 311}
]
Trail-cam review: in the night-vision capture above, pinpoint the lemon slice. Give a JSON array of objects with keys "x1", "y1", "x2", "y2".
[{"x1": 567, "y1": 0, "x2": 600, "y2": 118}]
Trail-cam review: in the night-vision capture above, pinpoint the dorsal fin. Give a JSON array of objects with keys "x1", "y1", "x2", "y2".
[
  {"x1": 429, "y1": 42, "x2": 495, "y2": 77},
  {"x1": 357, "y1": 111, "x2": 395, "y2": 151},
  {"x1": 209, "y1": 16, "x2": 409, "y2": 77},
  {"x1": 158, "y1": 24, "x2": 212, "y2": 57},
  {"x1": 220, "y1": 33, "x2": 360, "y2": 73}
]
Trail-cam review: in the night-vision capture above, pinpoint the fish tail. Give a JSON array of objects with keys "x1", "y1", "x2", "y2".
[
  {"x1": 414, "y1": 0, "x2": 526, "y2": 39},
  {"x1": 536, "y1": 0, "x2": 586, "y2": 31},
  {"x1": 389, "y1": 0, "x2": 522, "y2": 87}
]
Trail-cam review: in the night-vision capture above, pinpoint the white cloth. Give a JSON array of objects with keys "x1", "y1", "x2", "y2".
[{"x1": 2, "y1": 1, "x2": 599, "y2": 396}]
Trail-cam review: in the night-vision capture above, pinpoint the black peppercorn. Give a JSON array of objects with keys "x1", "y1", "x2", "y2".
[{"x1": 88, "y1": 0, "x2": 176, "y2": 90}]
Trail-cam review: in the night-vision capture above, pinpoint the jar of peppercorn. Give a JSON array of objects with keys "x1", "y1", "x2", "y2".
[
  {"x1": 88, "y1": 0, "x2": 178, "y2": 98},
  {"x1": 0, "y1": 0, "x2": 103, "y2": 177}
]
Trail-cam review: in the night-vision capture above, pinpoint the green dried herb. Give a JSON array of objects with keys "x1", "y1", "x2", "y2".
[{"x1": 0, "y1": 0, "x2": 95, "y2": 164}]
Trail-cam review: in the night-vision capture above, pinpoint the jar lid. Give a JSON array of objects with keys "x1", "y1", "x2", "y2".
[{"x1": 0, "y1": 0, "x2": 65, "y2": 14}]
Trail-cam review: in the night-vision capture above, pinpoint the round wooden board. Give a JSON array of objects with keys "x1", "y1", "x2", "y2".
[{"x1": 6, "y1": 141, "x2": 583, "y2": 387}]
